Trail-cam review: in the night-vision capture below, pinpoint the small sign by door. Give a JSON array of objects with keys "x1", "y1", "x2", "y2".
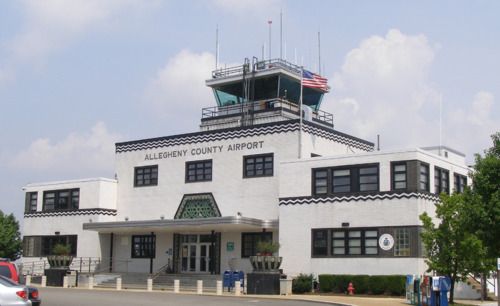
[{"x1": 227, "y1": 242, "x2": 234, "y2": 252}]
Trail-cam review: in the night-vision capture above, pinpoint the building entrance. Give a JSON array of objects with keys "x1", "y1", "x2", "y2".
[{"x1": 180, "y1": 234, "x2": 213, "y2": 273}]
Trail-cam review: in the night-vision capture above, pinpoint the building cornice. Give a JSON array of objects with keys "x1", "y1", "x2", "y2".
[{"x1": 115, "y1": 120, "x2": 374, "y2": 153}]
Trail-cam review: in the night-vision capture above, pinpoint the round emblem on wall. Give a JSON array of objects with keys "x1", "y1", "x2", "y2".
[{"x1": 378, "y1": 234, "x2": 395, "y2": 251}]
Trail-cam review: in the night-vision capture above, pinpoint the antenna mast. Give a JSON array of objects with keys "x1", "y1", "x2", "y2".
[
  {"x1": 318, "y1": 31, "x2": 321, "y2": 75},
  {"x1": 280, "y1": 10, "x2": 283, "y2": 59},
  {"x1": 215, "y1": 24, "x2": 219, "y2": 69},
  {"x1": 268, "y1": 20, "x2": 272, "y2": 60}
]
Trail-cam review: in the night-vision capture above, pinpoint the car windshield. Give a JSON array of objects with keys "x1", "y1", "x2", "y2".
[
  {"x1": 0, "y1": 265, "x2": 12, "y2": 278},
  {"x1": 0, "y1": 274, "x2": 18, "y2": 286}
]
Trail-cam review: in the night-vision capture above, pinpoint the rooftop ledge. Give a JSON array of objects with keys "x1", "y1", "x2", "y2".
[{"x1": 201, "y1": 98, "x2": 334, "y2": 128}]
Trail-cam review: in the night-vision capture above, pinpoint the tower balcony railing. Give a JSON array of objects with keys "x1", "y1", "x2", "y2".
[
  {"x1": 212, "y1": 58, "x2": 302, "y2": 79},
  {"x1": 201, "y1": 98, "x2": 333, "y2": 127}
]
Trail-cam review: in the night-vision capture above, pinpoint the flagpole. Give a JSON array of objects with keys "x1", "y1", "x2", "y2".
[{"x1": 298, "y1": 67, "x2": 304, "y2": 159}]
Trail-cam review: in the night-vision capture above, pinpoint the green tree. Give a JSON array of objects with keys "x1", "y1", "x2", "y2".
[
  {"x1": 470, "y1": 132, "x2": 500, "y2": 263},
  {"x1": 0, "y1": 210, "x2": 22, "y2": 260},
  {"x1": 467, "y1": 132, "x2": 500, "y2": 298},
  {"x1": 420, "y1": 193, "x2": 487, "y2": 304}
]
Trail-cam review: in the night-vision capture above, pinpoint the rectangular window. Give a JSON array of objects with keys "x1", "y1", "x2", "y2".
[
  {"x1": 419, "y1": 164, "x2": 429, "y2": 191},
  {"x1": 241, "y1": 232, "x2": 272, "y2": 257},
  {"x1": 394, "y1": 228, "x2": 410, "y2": 256},
  {"x1": 392, "y1": 162, "x2": 407, "y2": 190},
  {"x1": 313, "y1": 169, "x2": 328, "y2": 195},
  {"x1": 454, "y1": 173, "x2": 467, "y2": 193},
  {"x1": 332, "y1": 169, "x2": 351, "y2": 193},
  {"x1": 312, "y1": 230, "x2": 328, "y2": 256},
  {"x1": 43, "y1": 189, "x2": 79, "y2": 211},
  {"x1": 131, "y1": 235, "x2": 156, "y2": 258},
  {"x1": 329, "y1": 229, "x2": 378, "y2": 256},
  {"x1": 359, "y1": 166, "x2": 379, "y2": 191},
  {"x1": 25, "y1": 192, "x2": 38, "y2": 213},
  {"x1": 243, "y1": 153, "x2": 273, "y2": 178},
  {"x1": 134, "y1": 165, "x2": 158, "y2": 187},
  {"x1": 313, "y1": 164, "x2": 379, "y2": 195},
  {"x1": 434, "y1": 167, "x2": 450, "y2": 195},
  {"x1": 186, "y1": 160, "x2": 212, "y2": 182},
  {"x1": 41, "y1": 235, "x2": 77, "y2": 256}
]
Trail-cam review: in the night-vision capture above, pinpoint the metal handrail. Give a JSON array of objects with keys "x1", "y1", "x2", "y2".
[
  {"x1": 212, "y1": 58, "x2": 303, "y2": 79},
  {"x1": 201, "y1": 98, "x2": 334, "y2": 126}
]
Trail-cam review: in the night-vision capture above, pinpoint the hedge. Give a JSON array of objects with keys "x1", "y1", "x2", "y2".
[
  {"x1": 292, "y1": 274, "x2": 314, "y2": 294},
  {"x1": 318, "y1": 274, "x2": 406, "y2": 296}
]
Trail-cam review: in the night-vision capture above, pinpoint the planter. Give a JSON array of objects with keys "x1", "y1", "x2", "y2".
[
  {"x1": 47, "y1": 255, "x2": 73, "y2": 269},
  {"x1": 249, "y1": 255, "x2": 282, "y2": 272}
]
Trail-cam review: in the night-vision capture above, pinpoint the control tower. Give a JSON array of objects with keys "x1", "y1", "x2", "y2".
[{"x1": 202, "y1": 58, "x2": 333, "y2": 131}]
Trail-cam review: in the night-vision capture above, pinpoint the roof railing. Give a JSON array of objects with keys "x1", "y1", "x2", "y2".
[
  {"x1": 212, "y1": 58, "x2": 303, "y2": 79},
  {"x1": 201, "y1": 98, "x2": 333, "y2": 127}
]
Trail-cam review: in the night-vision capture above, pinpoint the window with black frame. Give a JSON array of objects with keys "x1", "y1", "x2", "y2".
[
  {"x1": 131, "y1": 235, "x2": 156, "y2": 258},
  {"x1": 312, "y1": 229, "x2": 328, "y2": 256},
  {"x1": 392, "y1": 162, "x2": 407, "y2": 190},
  {"x1": 419, "y1": 163, "x2": 430, "y2": 191},
  {"x1": 332, "y1": 169, "x2": 351, "y2": 193},
  {"x1": 25, "y1": 192, "x2": 37, "y2": 213},
  {"x1": 329, "y1": 228, "x2": 378, "y2": 256},
  {"x1": 241, "y1": 232, "x2": 272, "y2": 257},
  {"x1": 43, "y1": 189, "x2": 79, "y2": 211},
  {"x1": 41, "y1": 235, "x2": 77, "y2": 256},
  {"x1": 359, "y1": 166, "x2": 378, "y2": 191},
  {"x1": 243, "y1": 154, "x2": 273, "y2": 178},
  {"x1": 453, "y1": 173, "x2": 467, "y2": 193},
  {"x1": 394, "y1": 228, "x2": 410, "y2": 256},
  {"x1": 186, "y1": 160, "x2": 212, "y2": 182},
  {"x1": 434, "y1": 167, "x2": 449, "y2": 194},
  {"x1": 313, "y1": 169, "x2": 328, "y2": 195},
  {"x1": 134, "y1": 165, "x2": 158, "y2": 187}
]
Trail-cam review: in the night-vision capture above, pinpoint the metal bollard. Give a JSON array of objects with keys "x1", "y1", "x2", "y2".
[
  {"x1": 174, "y1": 279, "x2": 180, "y2": 293},
  {"x1": 234, "y1": 281, "x2": 241, "y2": 296},
  {"x1": 147, "y1": 278, "x2": 153, "y2": 291},
  {"x1": 116, "y1": 277, "x2": 122, "y2": 290},
  {"x1": 26, "y1": 275, "x2": 31, "y2": 286},
  {"x1": 63, "y1": 276, "x2": 68, "y2": 288},
  {"x1": 197, "y1": 280, "x2": 203, "y2": 295},
  {"x1": 88, "y1": 276, "x2": 94, "y2": 289},
  {"x1": 41, "y1": 276, "x2": 47, "y2": 287},
  {"x1": 216, "y1": 280, "x2": 222, "y2": 295}
]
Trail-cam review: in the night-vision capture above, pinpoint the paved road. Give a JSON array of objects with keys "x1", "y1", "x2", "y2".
[{"x1": 39, "y1": 287, "x2": 338, "y2": 306}]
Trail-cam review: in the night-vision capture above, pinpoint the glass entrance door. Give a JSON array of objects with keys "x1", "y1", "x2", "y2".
[{"x1": 180, "y1": 234, "x2": 212, "y2": 273}]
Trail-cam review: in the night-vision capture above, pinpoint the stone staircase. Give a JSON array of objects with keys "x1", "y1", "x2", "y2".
[
  {"x1": 95, "y1": 273, "x2": 222, "y2": 292},
  {"x1": 466, "y1": 276, "x2": 498, "y2": 301}
]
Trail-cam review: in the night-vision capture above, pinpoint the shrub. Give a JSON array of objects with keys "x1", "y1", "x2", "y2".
[
  {"x1": 318, "y1": 274, "x2": 333, "y2": 292},
  {"x1": 317, "y1": 274, "x2": 406, "y2": 296},
  {"x1": 292, "y1": 274, "x2": 314, "y2": 294},
  {"x1": 52, "y1": 244, "x2": 71, "y2": 256}
]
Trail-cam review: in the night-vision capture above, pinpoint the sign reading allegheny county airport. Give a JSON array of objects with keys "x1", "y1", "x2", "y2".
[
  {"x1": 144, "y1": 140, "x2": 265, "y2": 160},
  {"x1": 379, "y1": 234, "x2": 395, "y2": 251}
]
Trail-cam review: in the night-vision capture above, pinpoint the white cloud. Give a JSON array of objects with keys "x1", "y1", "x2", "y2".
[
  {"x1": 9, "y1": 0, "x2": 156, "y2": 61},
  {"x1": 10, "y1": 122, "x2": 121, "y2": 175},
  {"x1": 144, "y1": 50, "x2": 238, "y2": 132},
  {"x1": 446, "y1": 91, "x2": 498, "y2": 156},
  {"x1": 324, "y1": 29, "x2": 498, "y2": 159},
  {"x1": 325, "y1": 29, "x2": 440, "y2": 149}
]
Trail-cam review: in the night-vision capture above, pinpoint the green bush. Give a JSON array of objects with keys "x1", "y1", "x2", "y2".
[
  {"x1": 318, "y1": 274, "x2": 333, "y2": 292},
  {"x1": 292, "y1": 274, "x2": 314, "y2": 294},
  {"x1": 317, "y1": 274, "x2": 406, "y2": 296}
]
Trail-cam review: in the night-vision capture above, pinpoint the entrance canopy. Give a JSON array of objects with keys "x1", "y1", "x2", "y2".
[{"x1": 83, "y1": 216, "x2": 278, "y2": 234}]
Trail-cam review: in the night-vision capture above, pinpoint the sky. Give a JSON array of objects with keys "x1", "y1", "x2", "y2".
[{"x1": 0, "y1": 0, "x2": 498, "y2": 224}]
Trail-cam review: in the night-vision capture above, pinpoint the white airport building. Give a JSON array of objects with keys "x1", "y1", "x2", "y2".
[{"x1": 21, "y1": 59, "x2": 470, "y2": 278}]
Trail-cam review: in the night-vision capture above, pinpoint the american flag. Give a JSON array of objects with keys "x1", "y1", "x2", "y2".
[{"x1": 302, "y1": 70, "x2": 329, "y2": 92}]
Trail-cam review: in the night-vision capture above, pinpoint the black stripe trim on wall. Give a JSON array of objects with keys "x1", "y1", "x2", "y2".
[
  {"x1": 279, "y1": 191, "x2": 440, "y2": 206},
  {"x1": 24, "y1": 208, "x2": 117, "y2": 218},
  {"x1": 115, "y1": 120, "x2": 374, "y2": 153}
]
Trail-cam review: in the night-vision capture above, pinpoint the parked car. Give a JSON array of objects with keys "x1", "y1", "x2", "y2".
[
  {"x1": 0, "y1": 258, "x2": 19, "y2": 283},
  {"x1": 0, "y1": 275, "x2": 31, "y2": 306},
  {"x1": 0, "y1": 275, "x2": 41, "y2": 306}
]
